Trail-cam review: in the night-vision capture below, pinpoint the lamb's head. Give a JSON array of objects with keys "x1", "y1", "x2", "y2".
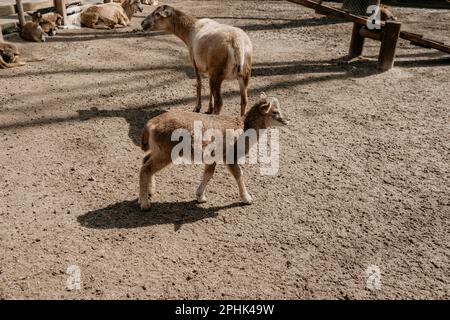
[
  {"x1": 256, "y1": 93, "x2": 289, "y2": 126},
  {"x1": 141, "y1": 5, "x2": 174, "y2": 31},
  {"x1": 124, "y1": 0, "x2": 144, "y2": 14}
]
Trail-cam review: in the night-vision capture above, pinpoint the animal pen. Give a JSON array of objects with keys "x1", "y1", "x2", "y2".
[{"x1": 287, "y1": 0, "x2": 450, "y2": 70}]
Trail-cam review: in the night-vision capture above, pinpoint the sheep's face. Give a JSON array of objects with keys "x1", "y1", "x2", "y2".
[
  {"x1": 127, "y1": 0, "x2": 144, "y2": 14},
  {"x1": 141, "y1": 5, "x2": 173, "y2": 31},
  {"x1": 259, "y1": 93, "x2": 289, "y2": 126}
]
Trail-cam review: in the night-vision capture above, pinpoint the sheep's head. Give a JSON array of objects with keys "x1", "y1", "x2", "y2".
[
  {"x1": 40, "y1": 20, "x2": 57, "y2": 36},
  {"x1": 125, "y1": 0, "x2": 144, "y2": 14},
  {"x1": 141, "y1": 5, "x2": 173, "y2": 31},
  {"x1": 30, "y1": 11, "x2": 43, "y2": 23},
  {"x1": 0, "y1": 43, "x2": 20, "y2": 64},
  {"x1": 258, "y1": 93, "x2": 289, "y2": 126}
]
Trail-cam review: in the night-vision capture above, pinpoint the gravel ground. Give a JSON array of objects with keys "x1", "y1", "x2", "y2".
[{"x1": 0, "y1": 0, "x2": 449, "y2": 299}]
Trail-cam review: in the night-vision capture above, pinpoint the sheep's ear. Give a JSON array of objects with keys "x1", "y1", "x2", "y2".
[
  {"x1": 160, "y1": 6, "x2": 172, "y2": 18},
  {"x1": 260, "y1": 92, "x2": 268, "y2": 101},
  {"x1": 259, "y1": 101, "x2": 272, "y2": 114}
]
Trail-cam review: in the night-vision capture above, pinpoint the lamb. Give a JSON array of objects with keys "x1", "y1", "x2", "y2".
[
  {"x1": 138, "y1": 93, "x2": 288, "y2": 211},
  {"x1": 81, "y1": 0, "x2": 143, "y2": 29},
  {"x1": 141, "y1": 5, "x2": 253, "y2": 116},
  {"x1": 21, "y1": 18, "x2": 46, "y2": 42},
  {"x1": 0, "y1": 42, "x2": 26, "y2": 68}
]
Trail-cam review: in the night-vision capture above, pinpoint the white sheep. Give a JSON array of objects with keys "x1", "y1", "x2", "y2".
[{"x1": 141, "y1": 5, "x2": 253, "y2": 116}]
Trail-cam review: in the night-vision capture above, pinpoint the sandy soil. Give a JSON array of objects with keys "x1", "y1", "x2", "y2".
[{"x1": 0, "y1": 0, "x2": 449, "y2": 299}]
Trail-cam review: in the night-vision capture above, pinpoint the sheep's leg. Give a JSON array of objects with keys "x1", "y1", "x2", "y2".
[
  {"x1": 209, "y1": 72, "x2": 225, "y2": 115},
  {"x1": 100, "y1": 17, "x2": 117, "y2": 29},
  {"x1": 139, "y1": 154, "x2": 171, "y2": 211},
  {"x1": 196, "y1": 163, "x2": 217, "y2": 203},
  {"x1": 238, "y1": 74, "x2": 250, "y2": 116},
  {"x1": 227, "y1": 164, "x2": 252, "y2": 205},
  {"x1": 118, "y1": 13, "x2": 130, "y2": 27},
  {"x1": 193, "y1": 64, "x2": 202, "y2": 112}
]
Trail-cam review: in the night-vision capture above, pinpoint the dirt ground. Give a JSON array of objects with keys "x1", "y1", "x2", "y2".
[{"x1": 0, "y1": 0, "x2": 449, "y2": 299}]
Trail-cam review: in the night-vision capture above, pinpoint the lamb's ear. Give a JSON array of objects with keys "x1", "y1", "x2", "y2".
[{"x1": 260, "y1": 92, "x2": 268, "y2": 101}]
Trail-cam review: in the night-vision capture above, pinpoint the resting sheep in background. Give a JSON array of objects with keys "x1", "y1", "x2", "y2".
[
  {"x1": 104, "y1": 0, "x2": 158, "y2": 5},
  {"x1": 0, "y1": 42, "x2": 25, "y2": 68},
  {"x1": 81, "y1": 0, "x2": 143, "y2": 29},
  {"x1": 141, "y1": 5, "x2": 253, "y2": 116},
  {"x1": 21, "y1": 15, "x2": 46, "y2": 42}
]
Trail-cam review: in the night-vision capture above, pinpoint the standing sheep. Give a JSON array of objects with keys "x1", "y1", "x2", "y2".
[{"x1": 141, "y1": 5, "x2": 253, "y2": 116}]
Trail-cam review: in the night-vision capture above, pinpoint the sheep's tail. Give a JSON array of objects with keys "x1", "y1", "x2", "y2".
[
  {"x1": 231, "y1": 38, "x2": 245, "y2": 77},
  {"x1": 140, "y1": 125, "x2": 150, "y2": 152}
]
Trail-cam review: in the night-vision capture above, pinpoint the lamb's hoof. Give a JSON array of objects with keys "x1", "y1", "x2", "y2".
[
  {"x1": 196, "y1": 195, "x2": 207, "y2": 203},
  {"x1": 240, "y1": 195, "x2": 253, "y2": 205},
  {"x1": 193, "y1": 107, "x2": 201, "y2": 113},
  {"x1": 205, "y1": 110, "x2": 213, "y2": 115},
  {"x1": 140, "y1": 200, "x2": 151, "y2": 211}
]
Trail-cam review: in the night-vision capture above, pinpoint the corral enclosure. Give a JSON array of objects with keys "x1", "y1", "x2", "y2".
[{"x1": 0, "y1": 0, "x2": 449, "y2": 299}]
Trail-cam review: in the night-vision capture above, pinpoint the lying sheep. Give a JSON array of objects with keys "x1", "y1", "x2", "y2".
[
  {"x1": 21, "y1": 19, "x2": 46, "y2": 42},
  {"x1": 380, "y1": 4, "x2": 396, "y2": 21},
  {"x1": 104, "y1": 0, "x2": 158, "y2": 5},
  {"x1": 81, "y1": 0, "x2": 143, "y2": 29},
  {"x1": 31, "y1": 11, "x2": 59, "y2": 36},
  {"x1": 0, "y1": 42, "x2": 26, "y2": 68},
  {"x1": 141, "y1": 5, "x2": 253, "y2": 116},
  {"x1": 138, "y1": 93, "x2": 288, "y2": 210},
  {"x1": 40, "y1": 12, "x2": 64, "y2": 27}
]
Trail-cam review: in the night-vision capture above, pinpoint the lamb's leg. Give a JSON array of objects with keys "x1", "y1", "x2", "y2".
[
  {"x1": 227, "y1": 164, "x2": 252, "y2": 205},
  {"x1": 139, "y1": 154, "x2": 171, "y2": 211},
  {"x1": 193, "y1": 64, "x2": 202, "y2": 112},
  {"x1": 238, "y1": 73, "x2": 250, "y2": 116},
  {"x1": 209, "y1": 71, "x2": 225, "y2": 115},
  {"x1": 196, "y1": 163, "x2": 217, "y2": 203},
  {"x1": 207, "y1": 91, "x2": 213, "y2": 114}
]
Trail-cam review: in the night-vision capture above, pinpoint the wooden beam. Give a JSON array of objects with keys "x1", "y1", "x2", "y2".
[
  {"x1": 401, "y1": 31, "x2": 450, "y2": 54},
  {"x1": 349, "y1": 23, "x2": 365, "y2": 58},
  {"x1": 287, "y1": 0, "x2": 375, "y2": 26},
  {"x1": 16, "y1": 0, "x2": 26, "y2": 27},
  {"x1": 54, "y1": 0, "x2": 67, "y2": 26},
  {"x1": 287, "y1": 0, "x2": 450, "y2": 54},
  {"x1": 360, "y1": 27, "x2": 382, "y2": 41},
  {"x1": 378, "y1": 21, "x2": 402, "y2": 71}
]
